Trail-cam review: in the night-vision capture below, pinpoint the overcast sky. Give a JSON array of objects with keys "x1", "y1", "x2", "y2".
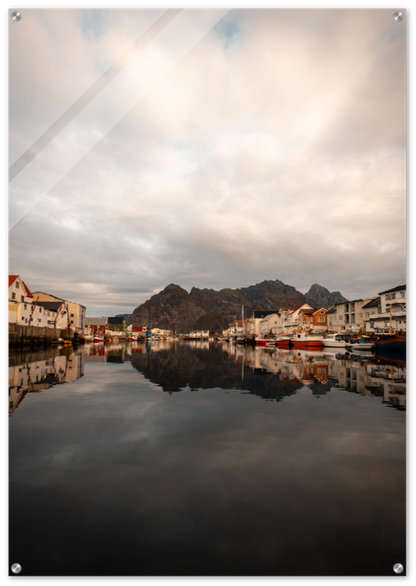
[{"x1": 9, "y1": 9, "x2": 406, "y2": 316}]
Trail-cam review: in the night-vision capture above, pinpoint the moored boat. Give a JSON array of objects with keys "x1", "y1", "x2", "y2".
[
  {"x1": 373, "y1": 334, "x2": 406, "y2": 353},
  {"x1": 322, "y1": 333, "x2": 351, "y2": 348},
  {"x1": 292, "y1": 331, "x2": 324, "y2": 349},
  {"x1": 346, "y1": 336, "x2": 377, "y2": 351},
  {"x1": 275, "y1": 335, "x2": 293, "y2": 348},
  {"x1": 255, "y1": 337, "x2": 275, "y2": 347}
]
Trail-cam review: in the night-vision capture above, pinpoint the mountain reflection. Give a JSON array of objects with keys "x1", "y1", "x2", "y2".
[
  {"x1": 9, "y1": 341, "x2": 406, "y2": 416},
  {"x1": 129, "y1": 342, "x2": 406, "y2": 410}
]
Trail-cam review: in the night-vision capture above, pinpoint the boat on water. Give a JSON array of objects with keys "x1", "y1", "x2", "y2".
[
  {"x1": 346, "y1": 336, "x2": 377, "y2": 351},
  {"x1": 373, "y1": 334, "x2": 406, "y2": 353},
  {"x1": 291, "y1": 331, "x2": 324, "y2": 349},
  {"x1": 255, "y1": 337, "x2": 275, "y2": 347},
  {"x1": 93, "y1": 337, "x2": 104, "y2": 343},
  {"x1": 322, "y1": 333, "x2": 351, "y2": 348},
  {"x1": 275, "y1": 334, "x2": 293, "y2": 348}
]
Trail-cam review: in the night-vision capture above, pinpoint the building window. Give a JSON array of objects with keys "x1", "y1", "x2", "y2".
[
  {"x1": 21, "y1": 295, "x2": 24, "y2": 302},
  {"x1": 12, "y1": 292, "x2": 15, "y2": 300},
  {"x1": 71, "y1": 313, "x2": 74, "y2": 317},
  {"x1": 24, "y1": 304, "x2": 27, "y2": 310},
  {"x1": 39, "y1": 308, "x2": 42, "y2": 312},
  {"x1": 317, "y1": 317, "x2": 325, "y2": 322},
  {"x1": 16, "y1": 281, "x2": 19, "y2": 288}
]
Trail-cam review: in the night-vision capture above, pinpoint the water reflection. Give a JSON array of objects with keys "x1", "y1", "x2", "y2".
[
  {"x1": 9, "y1": 342, "x2": 406, "y2": 416},
  {"x1": 129, "y1": 342, "x2": 406, "y2": 410},
  {"x1": 9, "y1": 340, "x2": 406, "y2": 576}
]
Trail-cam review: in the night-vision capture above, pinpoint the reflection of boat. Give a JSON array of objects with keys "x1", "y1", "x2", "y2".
[
  {"x1": 292, "y1": 332, "x2": 323, "y2": 348},
  {"x1": 322, "y1": 334, "x2": 350, "y2": 348}
]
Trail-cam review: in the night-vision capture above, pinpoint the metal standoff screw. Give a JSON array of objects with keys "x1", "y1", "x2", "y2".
[
  {"x1": 393, "y1": 11, "x2": 404, "y2": 22},
  {"x1": 393, "y1": 563, "x2": 404, "y2": 574},
  {"x1": 11, "y1": 563, "x2": 22, "y2": 574},
  {"x1": 11, "y1": 11, "x2": 22, "y2": 21}
]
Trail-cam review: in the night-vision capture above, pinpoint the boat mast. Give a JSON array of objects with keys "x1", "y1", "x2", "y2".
[{"x1": 389, "y1": 303, "x2": 393, "y2": 335}]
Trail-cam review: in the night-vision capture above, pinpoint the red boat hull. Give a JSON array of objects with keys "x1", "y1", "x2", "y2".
[
  {"x1": 292, "y1": 341, "x2": 323, "y2": 348},
  {"x1": 256, "y1": 339, "x2": 275, "y2": 347},
  {"x1": 276, "y1": 340, "x2": 292, "y2": 348}
]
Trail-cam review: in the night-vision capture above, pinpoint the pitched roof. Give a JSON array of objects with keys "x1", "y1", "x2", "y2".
[
  {"x1": 85, "y1": 317, "x2": 108, "y2": 326},
  {"x1": 362, "y1": 297, "x2": 380, "y2": 309},
  {"x1": 313, "y1": 308, "x2": 326, "y2": 315},
  {"x1": 300, "y1": 308, "x2": 314, "y2": 315},
  {"x1": 326, "y1": 306, "x2": 337, "y2": 314},
  {"x1": 9, "y1": 275, "x2": 18, "y2": 287},
  {"x1": 36, "y1": 301, "x2": 63, "y2": 312},
  {"x1": 32, "y1": 291, "x2": 86, "y2": 309},
  {"x1": 378, "y1": 284, "x2": 406, "y2": 295},
  {"x1": 253, "y1": 310, "x2": 279, "y2": 319},
  {"x1": 9, "y1": 275, "x2": 34, "y2": 298},
  {"x1": 108, "y1": 316, "x2": 125, "y2": 324}
]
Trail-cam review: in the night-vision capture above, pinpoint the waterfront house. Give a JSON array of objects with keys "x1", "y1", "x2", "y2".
[
  {"x1": 84, "y1": 317, "x2": 108, "y2": 337},
  {"x1": 361, "y1": 297, "x2": 381, "y2": 332},
  {"x1": 250, "y1": 310, "x2": 280, "y2": 337},
  {"x1": 130, "y1": 326, "x2": 146, "y2": 339},
  {"x1": 259, "y1": 313, "x2": 280, "y2": 336},
  {"x1": 331, "y1": 299, "x2": 365, "y2": 333},
  {"x1": 36, "y1": 301, "x2": 69, "y2": 329},
  {"x1": 9, "y1": 277, "x2": 42, "y2": 328},
  {"x1": 311, "y1": 308, "x2": 327, "y2": 331},
  {"x1": 297, "y1": 307, "x2": 315, "y2": 329},
  {"x1": 32, "y1": 291, "x2": 86, "y2": 333},
  {"x1": 366, "y1": 285, "x2": 406, "y2": 333},
  {"x1": 277, "y1": 304, "x2": 313, "y2": 331},
  {"x1": 108, "y1": 316, "x2": 126, "y2": 333},
  {"x1": 8, "y1": 275, "x2": 35, "y2": 324},
  {"x1": 326, "y1": 306, "x2": 337, "y2": 331}
]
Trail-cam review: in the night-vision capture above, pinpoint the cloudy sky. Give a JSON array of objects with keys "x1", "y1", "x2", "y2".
[{"x1": 9, "y1": 8, "x2": 406, "y2": 316}]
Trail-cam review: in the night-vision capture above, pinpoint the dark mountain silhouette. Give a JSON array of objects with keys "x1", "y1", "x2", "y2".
[
  {"x1": 128, "y1": 279, "x2": 347, "y2": 332},
  {"x1": 305, "y1": 283, "x2": 349, "y2": 308}
]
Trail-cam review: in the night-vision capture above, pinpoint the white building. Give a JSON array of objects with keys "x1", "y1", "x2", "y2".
[
  {"x1": 32, "y1": 291, "x2": 86, "y2": 333},
  {"x1": 259, "y1": 313, "x2": 280, "y2": 336},
  {"x1": 367, "y1": 285, "x2": 406, "y2": 333}
]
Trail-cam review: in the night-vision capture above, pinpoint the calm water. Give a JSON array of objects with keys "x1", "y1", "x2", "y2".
[{"x1": 9, "y1": 341, "x2": 406, "y2": 576}]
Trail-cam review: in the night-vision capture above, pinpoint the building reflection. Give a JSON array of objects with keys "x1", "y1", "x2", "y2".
[
  {"x1": 130, "y1": 342, "x2": 406, "y2": 410},
  {"x1": 9, "y1": 348, "x2": 85, "y2": 416},
  {"x1": 9, "y1": 341, "x2": 405, "y2": 415}
]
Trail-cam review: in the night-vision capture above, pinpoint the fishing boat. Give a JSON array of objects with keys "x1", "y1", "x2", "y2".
[
  {"x1": 373, "y1": 334, "x2": 406, "y2": 353},
  {"x1": 93, "y1": 336, "x2": 104, "y2": 343},
  {"x1": 322, "y1": 333, "x2": 351, "y2": 348},
  {"x1": 275, "y1": 334, "x2": 293, "y2": 348},
  {"x1": 255, "y1": 336, "x2": 275, "y2": 347},
  {"x1": 291, "y1": 331, "x2": 324, "y2": 349},
  {"x1": 371, "y1": 304, "x2": 406, "y2": 353},
  {"x1": 346, "y1": 337, "x2": 376, "y2": 351}
]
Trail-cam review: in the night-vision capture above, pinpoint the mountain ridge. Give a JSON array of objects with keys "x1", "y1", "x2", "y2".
[{"x1": 128, "y1": 279, "x2": 349, "y2": 332}]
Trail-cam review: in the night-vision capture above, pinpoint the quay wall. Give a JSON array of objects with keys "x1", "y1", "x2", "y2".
[{"x1": 9, "y1": 324, "x2": 75, "y2": 348}]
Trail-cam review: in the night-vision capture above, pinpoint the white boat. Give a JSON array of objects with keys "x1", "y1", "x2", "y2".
[
  {"x1": 322, "y1": 334, "x2": 350, "y2": 348},
  {"x1": 292, "y1": 331, "x2": 324, "y2": 348},
  {"x1": 346, "y1": 337, "x2": 376, "y2": 352}
]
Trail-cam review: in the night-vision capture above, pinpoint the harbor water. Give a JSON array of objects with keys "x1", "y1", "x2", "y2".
[{"x1": 9, "y1": 341, "x2": 406, "y2": 576}]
